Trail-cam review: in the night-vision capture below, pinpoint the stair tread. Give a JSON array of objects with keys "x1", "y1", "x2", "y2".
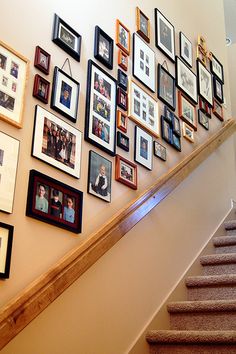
[
  {"x1": 200, "y1": 253, "x2": 236, "y2": 265},
  {"x1": 146, "y1": 330, "x2": 236, "y2": 344},
  {"x1": 213, "y1": 235, "x2": 236, "y2": 246},
  {"x1": 186, "y1": 274, "x2": 236, "y2": 287},
  {"x1": 224, "y1": 220, "x2": 236, "y2": 230},
  {"x1": 168, "y1": 299, "x2": 236, "y2": 313}
]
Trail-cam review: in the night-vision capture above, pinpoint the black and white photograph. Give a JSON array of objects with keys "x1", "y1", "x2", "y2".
[
  {"x1": 176, "y1": 56, "x2": 198, "y2": 104},
  {"x1": 117, "y1": 69, "x2": 128, "y2": 91},
  {"x1": 198, "y1": 109, "x2": 209, "y2": 130},
  {"x1": 136, "y1": 7, "x2": 150, "y2": 43},
  {"x1": 158, "y1": 64, "x2": 176, "y2": 110},
  {"x1": 116, "y1": 20, "x2": 130, "y2": 55},
  {"x1": 179, "y1": 32, "x2": 192, "y2": 67},
  {"x1": 210, "y1": 53, "x2": 224, "y2": 83},
  {"x1": 153, "y1": 141, "x2": 166, "y2": 161},
  {"x1": 178, "y1": 91, "x2": 197, "y2": 130},
  {"x1": 94, "y1": 26, "x2": 113, "y2": 70},
  {"x1": 213, "y1": 76, "x2": 224, "y2": 104},
  {"x1": 197, "y1": 59, "x2": 213, "y2": 106},
  {"x1": 155, "y1": 9, "x2": 175, "y2": 62}
]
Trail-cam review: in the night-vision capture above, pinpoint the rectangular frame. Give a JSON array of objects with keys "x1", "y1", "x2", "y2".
[
  {"x1": 32, "y1": 105, "x2": 82, "y2": 179},
  {"x1": 155, "y1": 9, "x2": 175, "y2": 62},
  {"x1": 179, "y1": 31, "x2": 193, "y2": 67},
  {"x1": 94, "y1": 25, "x2": 113, "y2": 70},
  {"x1": 134, "y1": 125, "x2": 153, "y2": 170},
  {"x1": 115, "y1": 154, "x2": 137, "y2": 190},
  {"x1": 197, "y1": 59, "x2": 213, "y2": 107},
  {"x1": 117, "y1": 69, "x2": 128, "y2": 91},
  {"x1": 33, "y1": 74, "x2": 50, "y2": 104},
  {"x1": 118, "y1": 49, "x2": 128, "y2": 71},
  {"x1": 158, "y1": 63, "x2": 176, "y2": 110},
  {"x1": 85, "y1": 60, "x2": 117, "y2": 156},
  {"x1": 198, "y1": 109, "x2": 209, "y2": 130},
  {"x1": 117, "y1": 87, "x2": 128, "y2": 111},
  {"x1": 161, "y1": 115, "x2": 172, "y2": 144},
  {"x1": 116, "y1": 19, "x2": 130, "y2": 55},
  {"x1": 212, "y1": 98, "x2": 224, "y2": 121},
  {"x1": 117, "y1": 131, "x2": 129, "y2": 151},
  {"x1": 117, "y1": 109, "x2": 128, "y2": 133},
  {"x1": 136, "y1": 7, "x2": 150, "y2": 43},
  {"x1": 0, "y1": 40, "x2": 29, "y2": 128},
  {"x1": 172, "y1": 132, "x2": 181, "y2": 151},
  {"x1": 210, "y1": 53, "x2": 224, "y2": 83},
  {"x1": 175, "y1": 56, "x2": 198, "y2": 104},
  {"x1": 213, "y1": 76, "x2": 224, "y2": 104},
  {"x1": 26, "y1": 169, "x2": 83, "y2": 234},
  {"x1": 34, "y1": 46, "x2": 51, "y2": 75},
  {"x1": 0, "y1": 222, "x2": 13, "y2": 279},
  {"x1": 153, "y1": 141, "x2": 166, "y2": 161},
  {"x1": 183, "y1": 122, "x2": 194, "y2": 143},
  {"x1": 178, "y1": 91, "x2": 197, "y2": 130}
]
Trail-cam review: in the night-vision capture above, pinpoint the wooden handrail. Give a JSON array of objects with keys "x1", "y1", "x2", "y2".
[{"x1": 0, "y1": 119, "x2": 235, "y2": 349}]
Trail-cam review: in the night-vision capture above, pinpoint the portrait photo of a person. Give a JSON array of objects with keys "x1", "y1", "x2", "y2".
[
  {"x1": 0, "y1": 54, "x2": 7, "y2": 70},
  {"x1": 140, "y1": 137, "x2": 148, "y2": 160},
  {"x1": 63, "y1": 196, "x2": 75, "y2": 223},
  {"x1": 60, "y1": 81, "x2": 72, "y2": 109},
  {"x1": 50, "y1": 189, "x2": 62, "y2": 218},
  {"x1": 35, "y1": 183, "x2": 49, "y2": 213},
  {"x1": 10, "y1": 61, "x2": 19, "y2": 79}
]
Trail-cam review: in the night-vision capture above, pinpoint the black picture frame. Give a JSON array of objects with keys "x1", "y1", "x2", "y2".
[
  {"x1": 210, "y1": 53, "x2": 224, "y2": 84},
  {"x1": 117, "y1": 131, "x2": 129, "y2": 151},
  {"x1": 175, "y1": 56, "x2": 198, "y2": 104},
  {"x1": 157, "y1": 64, "x2": 176, "y2": 111},
  {"x1": 51, "y1": 66, "x2": 80, "y2": 123},
  {"x1": 52, "y1": 14, "x2": 82, "y2": 62},
  {"x1": 26, "y1": 169, "x2": 83, "y2": 234},
  {"x1": 197, "y1": 59, "x2": 213, "y2": 107},
  {"x1": 179, "y1": 32, "x2": 193, "y2": 68},
  {"x1": 213, "y1": 76, "x2": 224, "y2": 104},
  {"x1": 172, "y1": 133, "x2": 181, "y2": 152},
  {"x1": 164, "y1": 105, "x2": 174, "y2": 123},
  {"x1": 153, "y1": 141, "x2": 167, "y2": 161},
  {"x1": 84, "y1": 59, "x2": 117, "y2": 156},
  {"x1": 154, "y1": 9, "x2": 175, "y2": 62},
  {"x1": 0, "y1": 222, "x2": 13, "y2": 279},
  {"x1": 117, "y1": 69, "x2": 128, "y2": 91},
  {"x1": 117, "y1": 87, "x2": 128, "y2": 111},
  {"x1": 161, "y1": 115, "x2": 181, "y2": 152},
  {"x1": 172, "y1": 114, "x2": 181, "y2": 136},
  {"x1": 94, "y1": 26, "x2": 113, "y2": 70},
  {"x1": 161, "y1": 115, "x2": 172, "y2": 144},
  {"x1": 198, "y1": 109, "x2": 209, "y2": 130},
  {"x1": 87, "y1": 150, "x2": 112, "y2": 203}
]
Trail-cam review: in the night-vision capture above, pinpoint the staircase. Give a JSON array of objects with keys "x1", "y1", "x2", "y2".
[{"x1": 146, "y1": 219, "x2": 236, "y2": 353}]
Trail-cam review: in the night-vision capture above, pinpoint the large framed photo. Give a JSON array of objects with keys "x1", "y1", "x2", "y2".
[
  {"x1": 175, "y1": 56, "x2": 197, "y2": 104},
  {"x1": 154, "y1": 9, "x2": 175, "y2": 62},
  {"x1": 210, "y1": 53, "x2": 224, "y2": 83},
  {"x1": 34, "y1": 46, "x2": 51, "y2": 75},
  {"x1": 32, "y1": 105, "x2": 82, "y2": 179},
  {"x1": 94, "y1": 26, "x2": 113, "y2": 70},
  {"x1": 157, "y1": 64, "x2": 176, "y2": 110},
  {"x1": 136, "y1": 7, "x2": 150, "y2": 43},
  {"x1": 179, "y1": 32, "x2": 192, "y2": 67},
  {"x1": 116, "y1": 20, "x2": 130, "y2": 55},
  {"x1": 0, "y1": 40, "x2": 29, "y2": 128},
  {"x1": 0, "y1": 222, "x2": 13, "y2": 279},
  {"x1": 197, "y1": 59, "x2": 213, "y2": 107},
  {"x1": 0, "y1": 132, "x2": 19, "y2": 213},
  {"x1": 213, "y1": 76, "x2": 224, "y2": 104},
  {"x1": 52, "y1": 14, "x2": 81, "y2": 62},
  {"x1": 26, "y1": 169, "x2": 83, "y2": 234},
  {"x1": 178, "y1": 91, "x2": 197, "y2": 130},
  {"x1": 115, "y1": 154, "x2": 137, "y2": 190},
  {"x1": 85, "y1": 60, "x2": 117, "y2": 156},
  {"x1": 134, "y1": 125, "x2": 153, "y2": 170},
  {"x1": 88, "y1": 150, "x2": 112, "y2": 203},
  {"x1": 128, "y1": 79, "x2": 160, "y2": 138},
  {"x1": 133, "y1": 33, "x2": 155, "y2": 92},
  {"x1": 51, "y1": 66, "x2": 80, "y2": 123}
]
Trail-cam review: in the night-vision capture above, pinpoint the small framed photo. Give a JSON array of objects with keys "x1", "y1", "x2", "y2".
[
  {"x1": 197, "y1": 59, "x2": 213, "y2": 107},
  {"x1": 179, "y1": 32, "x2": 192, "y2": 67},
  {"x1": 199, "y1": 97, "x2": 211, "y2": 118},
  {"x1": 116, "y1": 20, "x2": 130, "y2": 55},
  {"x1": 136, "y1": 7, "x2": 150, "y2": 43},
  {"x1": 172, "y1": 114, "x2": 181, "y2": 136},
  {"x1": 172, "y1": 133, "x2": 181, "y2": 151},
  {"x1": 34, "y1": 46, "x2": 51, "y2": 75},
  {"x1": 118, "y1": 50, "x2": 128, "y2": 71},
  {"x1": 52, "y1": 14, "x2": 81, "y2": 62},
  {"x1": 128, "y1": 79, "x2": 160, "y2": 138},
  {"x1": 176, "y1": 56, "x2": 198, "y2": 104},
  {"x1": 117, "y1": 69, "x2": 128, "y2": 91},
  {"x1": 0, "y1": 222, "x2": 13, "y2": 279},
  {"x1": 117, "y1": 131, "x2": 129, "y2": 151},
  {"x1": 213, "y1": 76, "x2": 224, "y2": 104},
  {"x1": 154, "y1": 9, "x2": 175, "y2": 62},
  {"x1": 210, "y1": 53, "x2": 224, "y2": 83},
  {"x1": 26, "y1": 169, "x2": 83, "y2": 233},
  {"x1": 134, "y1": 125, "x2": 153, "y2": 170},
  {"x1": 115, "y1": 154, "x2": 137, "y2": 190},
  {"x1": 51, "y1": 66, "x2": 80, "y2": 123},
  {"x1": 158, "y1": 64, "x2": 176, "y2": 110},
  {"x1": 198, "y1": 109, "x2": 209, "y2": 130},
  {"x1": 213, "y1": 99, "x2": 224, "y2": 121},
  {"x1": 33, "y1": 74, "x2": 50, "y2": 104},
  {"x1": 117, "y1": 110, "x2": 128, "y2": 133},
  {"x1": 117, "y1": 87, "x2": 128, "y2": 111},
  {"x1": 0, "y1": 40, "x2": 29, "y2": 128},
  {"x1": 32, "y1": 105, "x2": 82, "y2": 179},
  {"x1": 183, "y1": 122, "x2": 194, "y2": 143},
  {"x1": 161, "y1": 116, "x2": 172, "y2": 144},
  {"x1": 164, "y1": 105, "x2": 174, "y2": 123},
  {"x1": 85, "y1": 60, "x2": 117, "y2": 156},
  {"x1": 133, "y1": 33, "x2": 155, "y2": 92},
  {"x1": 94, "y1": 26, "x2": 113, "y2": 70},
  {"x1": 178, "y1": 91, "x2": 197, "y2": 130},
  {"x1": 153, "y1": 141, "x2": 166, "y2": 161},
  {"x1": 0, "y1": 132, "x2": 19, "y2": 213},
  {"x1": 88, "y1": 150, "x2": 112, "y2": 203}
]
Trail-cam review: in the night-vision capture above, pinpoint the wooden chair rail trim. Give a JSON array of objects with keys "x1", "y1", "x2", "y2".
[{"x1": 0, "y1": 119, "x2": 235, "y2": 350}]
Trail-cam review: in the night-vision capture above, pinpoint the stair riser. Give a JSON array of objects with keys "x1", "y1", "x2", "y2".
[
  {"x1": 215, "y1": 245, "x2": 236, "y2": 254},
  {"x1": 226, "y1": 230, "x2": 236, "y2": 236},
  {"x1": 149, "y1": 344, "x2": 236, "y2": 354},
  {"x1": 170, "y1": 312, "x2": 236, "y2": 330},
  {"x1": 188, "y1": 286, "x2": 236, "y2": 301},
  {"x1": 203, "y1": 264, "x2": 236, "y2": 275}
]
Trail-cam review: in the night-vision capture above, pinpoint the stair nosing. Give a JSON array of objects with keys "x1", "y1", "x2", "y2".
[
  {"x1": 167, "y1": 299, "x2": 236, "y2": 313},
  {"x1": 200, "y1": 253, "x2": 236, "y2": 265},
  {"x1": 213, "y1": 235, "x2": 236, "y2": 247},
  {"x1": 186, "y1": 274, "x2": 236, "y2": 287}
]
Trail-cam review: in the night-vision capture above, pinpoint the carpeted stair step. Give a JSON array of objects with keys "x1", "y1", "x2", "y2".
[
  {"x1": 224, "y1": 220, "x2": 236, "y2": 235},
  {"x1": 200, "y1": 253, "x2": 236, "y2": 275},
  {"x1": 213, "y1": 235, "x2": 236, "y2": 254},
  {"x1": 146, "y1": 330, "x2": 236, "y2": 354},
  {"x1": 168, "y1": 300, "x2": 236, "y2": 330},
  {"x1": 186, "y1": 274, "x2": 236, "y2": 300}
]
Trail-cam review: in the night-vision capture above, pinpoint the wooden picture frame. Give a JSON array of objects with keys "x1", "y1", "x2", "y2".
[
  {"x1": 117, "y1": 110, "x2": 128, "y2": 133},
  {"x1": 116, "y1": 19, "x2": 130, "y2": 55},
  {"x1": 154, "y1": 9, "x2": 175, "y2": 62},
  {"x1": 52, "y1": 14, "x2": 82, "y2": 62},
  {"x1": 153, "y1": 141, "x2": 166, "y2": 161},
  {"x1": 175, "y1": 56, "x2": 198, "y2": 104},
  {"x1": 134, "y1": 125, "x2": 153, "y2": 170},
  {"x1": 34, "y1": 46, "x2": 51, "y2": 75},
  {"x1": 26, "y1": 169, "x2": 83, "y2": 234},
  {"x1": 0, "y1": 40, "x2": 29, "y2": 128},
  {"x1": 0, "y1": 222, "x2": 13, "y2": 279},
  {"x1": 197, "y1": 59, "x2": 213, "y2": 107},
  {"x1": 178, "y1": 91, "x2": 197, "y2": 130},
  {"x1": 33, "y1": 74, "x2": 50, "y2": 104},
  {"x1": 136, "y1": 7, "x2": 150, "y2": 43},
  {"x1": 179, "y1": 32, "x2": 192, "y2": 67},
  {"x1": 115, "y1": 154, "x2": 137, "y2": 190},
  {"x1": 94, "y1": 26, "x2": 113, "y2": 70},
  {"x1": 198, "y1": 109, "x2": 209, "y2": 130},
  {"x1": 32, "y1": 105, "x2": 82, "y2": 179},
  {"x1": 183, "y1": 122, "x2": 194, "y2": 143},
  {"x1": 118, "y1": 49, "x2": 128, "y2": 71},
  {"x1": 212, "y1": 99, "x2": 224, "y2": 121},
  {"x1": 158, "y1": 63, "x2": 176, "y2": 110},
  {"x1": 117, "y1": 131, "x2": 129, "y2": 151}
]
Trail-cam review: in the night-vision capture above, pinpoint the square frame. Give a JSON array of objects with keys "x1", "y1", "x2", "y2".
[
  {"x1": 178, "y1": 91, "x2": 197, "y2": 130},
  {"x1": 213, "y1": 76, "x2": 224, "y2": 104},
  {"x1": 179, "y1": 32, "x2": 192, "y2": 67},
  {"x1": 183, "y1": 122, "x2": 194, "y2": 143},
  {"x1": 198, "y1": 109, "x2": 209, "y2": 130},
  {"x1": 52, "y1": 14, "x2": 81, "y2": 62},
  {"x1": 155, "y1": 9, "x2": 175, "y2": 62},
  {"x1": 153, "y1": 141, "x2": 167, "y2": 161},
  {"x1": 26, "y1": 169, "x2": 83, "y2": 234},
  {"x1": 210, "y1": 53, "x2": 224, "y2": 83},
  {"x1": 117, "y1": 109, "x2": 128, "y2": 133},
  {"x1": 212, "y1": 99, "x2": 224, "y2": 121},
  {"x1": 197, "y1": 59, "x2": 213, "y2": 107},
  {"x1": 136, "y1": 7, "x2": 150, "y2": 43},
  {"x1": 0, "y1": 40, "x2": 29, "y2": 128},
  {"x1": 115, "y1": 154, "x2": 137, "y2": 190},
  {"x1": 88, "y1": 150, "x2": 112, "y2": 203},
  {"x1": 33, "y1": 74, "x2": 50, "y2": 104},
  {"x1": 32, "y1": 105, "x2": 82, "y2": 179},
  {"x1": 0, "y1": 222, "x2": 13, "y2": 279},
  {"x1": 175, "y1": 56, "x2": 198, "y2": 104},
  {"x1": 94, "y1": 26, "x2": 114, "y2": 70},
  {"x1": 158, "y1": 63, "x2": 176, "y2": 110},
  {"x1": 116, "y1": 19, "x2": 130, "y2": 55},
  {"x1": 118, "y1": 50, "x2": 128, "y2": 71},
  {"x1": 117, "y1": 131, "x2": 129, "y2": 151},
  {"x1": 34, "y1": 46, "x2": 51, "y2": 75},
  {"x1": 84, "y1": 59, "x2": 117, "y2": 156},
  {"x1": 134, "y1": 125, "x2": 153, "y2": 170}
]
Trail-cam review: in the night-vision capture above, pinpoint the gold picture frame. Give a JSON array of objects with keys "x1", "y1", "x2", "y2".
[
  {"x1": 136, "y1": 7, "x2": 150, "y2": 43},
  {"x1": 183, "y1": 122, "x2": 194, "y2": 143}
]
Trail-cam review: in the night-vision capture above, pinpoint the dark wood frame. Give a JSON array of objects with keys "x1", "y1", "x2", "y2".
[
  {"x1": 136, "y1": 7, "x2": 150, "y2": 43},
  {"x1": 34, "y1": 46, "x2": 51, "y2": 75},
  {"x1": 161, "y1": 115, "x2": 172, "y2": 144},
  {"x1": 94, "y1": 26, "x2": 113, "y2": 70},
  {"x1": 115, "y1": 154, "x2": 137, "y2": 189},
  {"x1": 213, "y1": 76, "x2": 224, "y2": 104},
  {"x1": 117, "y1": 87, "x2": 128, "y2": 111},
  {"x1": 116, "y1": 19, "x2": 130, "y2": 55},
  {"x1": 117, "y1": 69, "x2": 128, "y2": 91},
  {"x1": 118, "y1": 49, "x2": 128, "y2": 71},
  {"x1": 212, "y1": 99, "x2": 224, "y2": 121},
  {"x1": 153, "y1": 141, "x2": 167, "y2": 161},
  {"x1": 33, "y1": 74, "x2": 50, "y2": 104},
  {"x1": 117, "y1": 131, "x2": 129, "y2": 151},
  {"x1": 172, "y1": 114, "x2": 181, "y2": 136},
  {"x1": 154, "y1": 8, "x2": 175, "y2": 62},
  {"x1": 0, "y1": 222, "x2": 13, "y2": 279},
  {"x1": 158, "y1": 63, "x2": 176, "y2": 110},
  {"x1": 198, "y1": 109, "x2": 209, "y2": 130},
  {"x1": 172, "y1": 132, "x2": 181, "y2": 151},
  {"x1": 178, "y1": 91, "x2": 197, "y2": 131},
  {"x1": 117, "y1": 110, "x2": 128, "y2": 133}
]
